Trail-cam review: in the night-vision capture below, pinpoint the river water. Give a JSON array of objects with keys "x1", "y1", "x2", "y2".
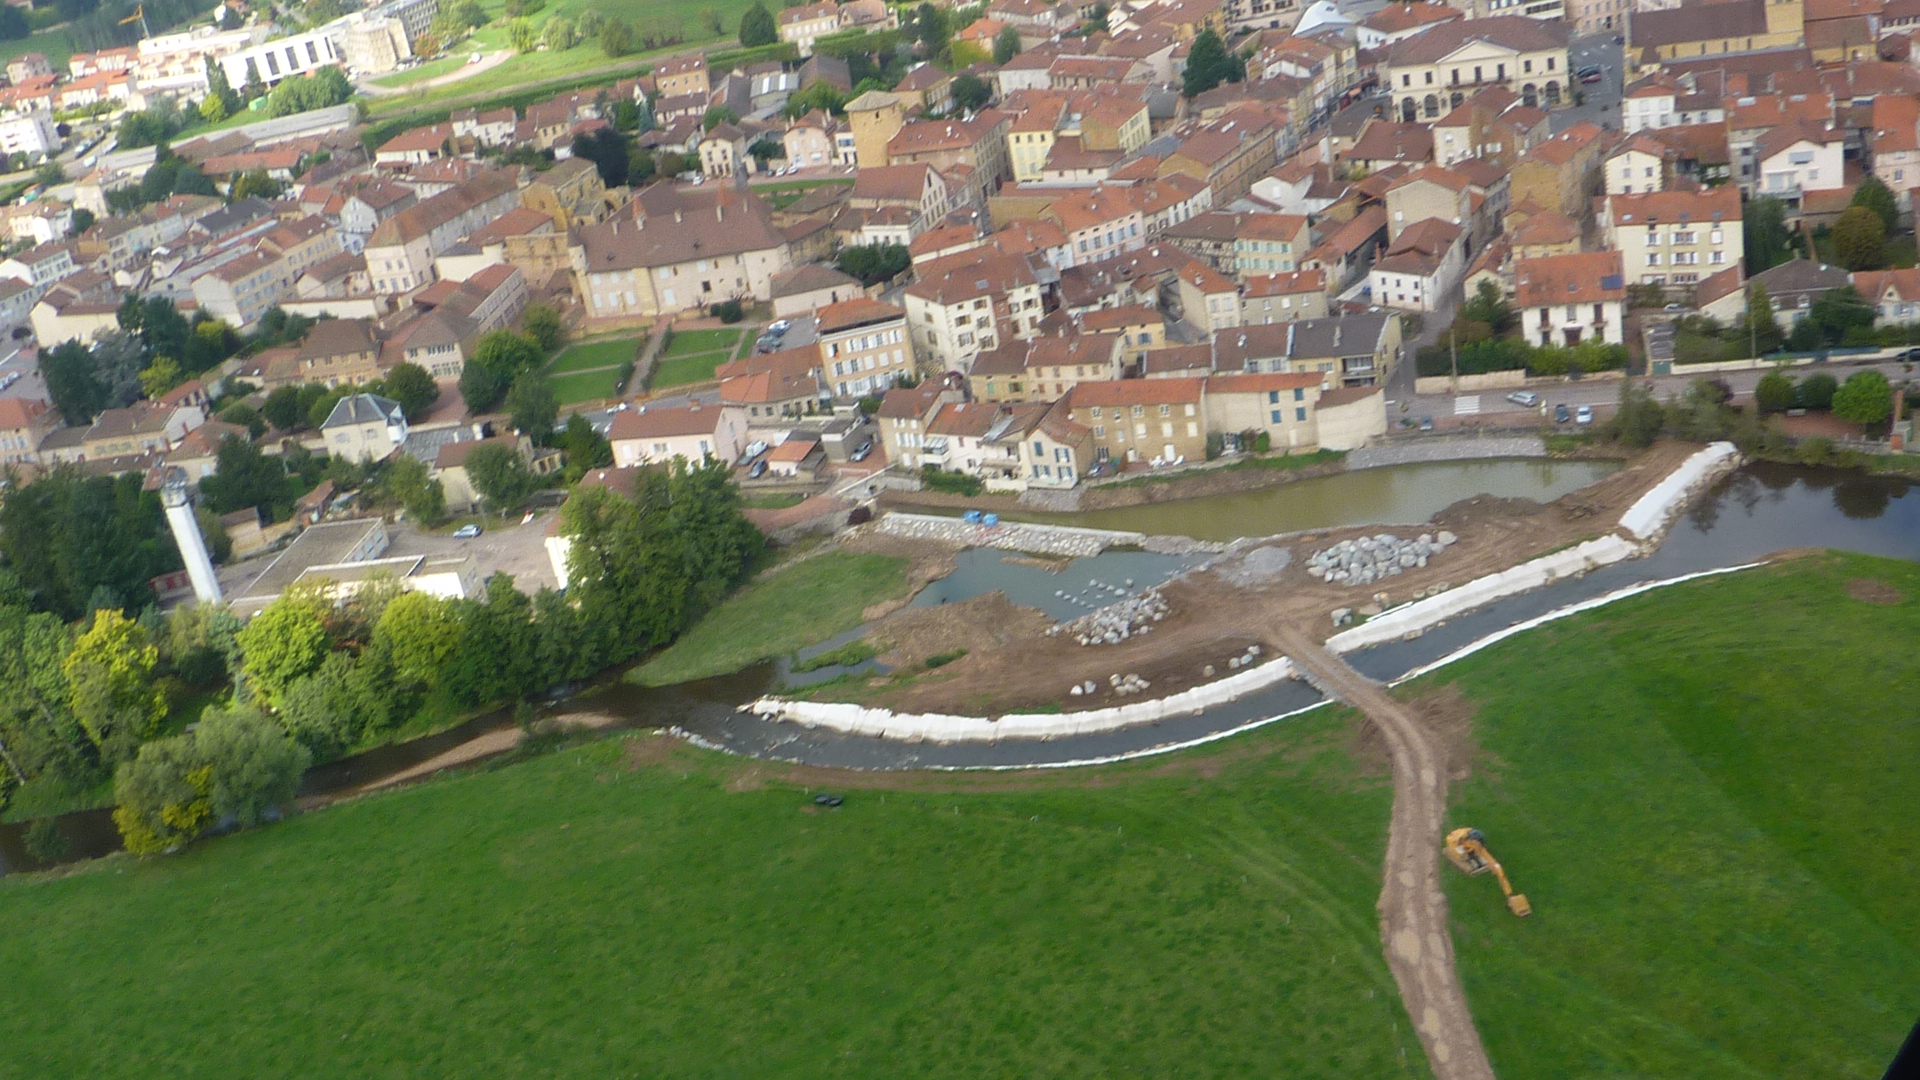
[{"x1": 3, "y1": 462, "x2": 1915, "y2": 875}]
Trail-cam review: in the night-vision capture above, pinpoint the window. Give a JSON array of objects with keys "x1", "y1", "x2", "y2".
[
  {"x1": 1296, "y1": 407, "x2": 1306, "y2": 422},
  {"x1": 1293, "y1": 388, "x2": 1304, "y2": 402},
  {"x1": 1131, "y1": 405, "x2": 1144, "y2": 418},
  {"x1": 1271, "y1": 409, "x2": 1282, "y2": 423}
]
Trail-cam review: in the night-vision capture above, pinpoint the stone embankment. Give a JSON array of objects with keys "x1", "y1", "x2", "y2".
[
  {"x1": 1049, "y1": 587, "x2": 1170, "y2": 646},
  {"x1": 874, "y1": 511, "x2": 1140, "y2": 557},
  {"x1": 1347, "y1": 436, "x2": 1545, "y2": 469}
]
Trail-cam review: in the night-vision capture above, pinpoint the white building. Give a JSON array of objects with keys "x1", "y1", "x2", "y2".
[
  {"x1": 219, "y1": 28, "x2": 343, "y2": 90},
  {"x1": 1514, "y1": 251, "x2": 1626, "y2": 347}
]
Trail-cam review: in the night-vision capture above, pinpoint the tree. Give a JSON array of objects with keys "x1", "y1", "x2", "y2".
[
  {"x1": 703, "y1": 104, "x2": 740, "y2": 131},
  {"x1": 0, "y1": 5, "x2": 29, "y2": 39},
  {"x1": 520, "y1": 302, "x2": 564, "y2": 353},
  {"x1": 836, "y1": 242, "x2": 911, "y2": 286},
  {"x1": 42, "y1": 340, "x2": 107, "y2": 424},
  {"x1": 373, "y1": 592, "x2": 465, "y2": 690},
  {"x1": 951, "y1": 72, "x2": 990, "y2": 111},
  {"x1": 1831, "y1": 369, "x2": 1893, "y2": 430},
  {"x1": 1458, "y1": 278, "x2": 1515, "y2": 334},
  {"x1": 747, "y1": 136, "x2": 784, "y2": 165},
  {"x1": 111, "y1": 735, "x2": 212, "y2": 854},
  {"x1": 462, "y1": 329, "x2": 544, "y2": 411},
  {"x1": 265, "y1": 66, "x2": 352, "y2": 118},
  {"x1": 600, "y1": 17, "x2": 634, "y2": 56},
  {"x1": 199, "y1": 92, "x2": 229, "y2": 124},
  {"x1": 0, "y1": 471, "x2": 177, "y2": 622},
  {"x1": 739, "y1": 0, "x2": 777, "y2": 45},
  {"x1": 33, "y1": 160, "x2": 63, "y2": 187},
  {"x1": 231, "y1": 167, "x2": 283, "y2": 201},
  {"x1": 573, "y1": 126, "x2": 632, "y2": 187},
  {"x1": 381, "y1": 361, "x2": 440, "y2": 420},
  {"x1": 506, "y1": 372, "x2": 559, "y2": 443},
  {"x1": 137, "y1": 355, "x2": 184, "y2": 399},
  {"x1": 541, "y1": 17, "x2": 574, "y2": 50},
  {"x1": 1851, "y1": 174, "x2": 1899, "y2": 234},
  {"x1": 1086, "y1": 1, "x2": 1109, "y2": 32},
  {"x1": 913, "y1": 2, "x2": 949, "y2": 53},
  {"x1": 261, "y1": 384, "x2": 308, "y2": 430},
  {"x1": 1831, "y1": 206, "x2": 1886, "y2": 271},
  {"x1": 1743, "y1": 196, "x2": 1794, "y2": 274},
  {"x1": 1740, "y1": 283, "x2": 1783, "y2": 357},
  {"x1": 63, "y1": 610, "x2": 165, "y2": 763},
  {"x1": 200, "y1": 435, "x2": 291, "y2": 519},
  {"x1": 558, "y1": 413, "x2": 613, "y2": 482},
  {"x1": 1610, "y1": 379, "x2": 1664, "y2": 448},
  {"x1": 784, "y1": 80, "x2": 849, "y2": 119},
  {"x1": 1796, "y1": 371, "x2": 1837, "y2": 410},
  {"x1": 1754, "y1": 368, "x2": 1795, "y2": 414},
  {"x1": 190, "y1": 704, "x2": 309, "y2": 827},
  {"x1": 205, "y1": 55, "x2": 239, "y2": 116},
  {"x1": 235, "y1": 598, "x2": 330, "y2": 706},
  {"x1": 465, "y1": 442, "x2": 540, "y2": 512},
  {"x1": 993, "y1": 24, "x2": 1022, "y2": 63},
  {"x1": 70, "y1": 208, "x2": 96, "y2": 237},
  {"x1": 383, "y1": 452, "x2": 447, "y2": 525},
  {"x1": 1182, "y1": 28, "x2": 1242, "y2": 97},
  {"x1": 509, "y1": 16, "x2": 537, "y2": 51},
  {"x1": 1808, "y1": 286, "x2": 1876, "y2": 346}
]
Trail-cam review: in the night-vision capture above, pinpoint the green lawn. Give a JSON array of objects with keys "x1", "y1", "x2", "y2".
[
  {"x1": 368, "y1": 53, "x2": 470, "y2": 87},
  {"x1": 0, "y1": 710, "x2": 1423, "y2": 1078},
  {"x1": 662, "y1": 328, "x2": 743, "y2": 358},
  {"x1": 0, "y1": 26, "x2": 73, "y2": 70},
  {"x1": 628, "y1": 550, "x2": 909, "y2": 686},
  {"x1": 649, "y1": 349, "x2": 731, "y2": 389},
  {"x1": 741, "y1": 491, "x2": 809, "y2": 510},
  {"x1": 544, "y1": 367, "x2": 625, "y2": 405},
  {"x1": 757, "y1": 177, "x2": 856, "y2": 209},
  {"x1": 547, "y1": 337, "x2": 640, "y2": 374},
  {"x1": 1422, "y1": 551, "x2": 1920, "y2": 1080}
]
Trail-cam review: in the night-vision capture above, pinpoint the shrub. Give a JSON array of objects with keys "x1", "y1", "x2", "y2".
[
  {"x1": 712, "y1": 299, "x2": 744, "y2": 323},
  {"x1": 1796, "y1": 372, "x2": 1838, "y2": 410},
  {"x1": 919, "y1": 467, "x2": 983, "y2": 496},
  {"x1": 924, "y1": 648, "x2": 967, "y2": 668}
]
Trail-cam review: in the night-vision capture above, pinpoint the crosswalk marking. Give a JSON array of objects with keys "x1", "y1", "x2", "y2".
[{"x1": 1454, "y1": 395, "x2": 1481, "y2": 415}]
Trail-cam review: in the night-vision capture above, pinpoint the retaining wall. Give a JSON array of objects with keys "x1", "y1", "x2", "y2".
[
  {"x1": 1617, "y1": 441, "x2": 1741, "y2": 540},
  {"x1": 745, "y1": 656, "x2": 1298, "y2": 742},
  {"x1": 875, "y1": 511, "x2": 1145, "y2": 557},
  {"x1": 1347, "y1": 436, "x2": 1546, "y2": 470}
]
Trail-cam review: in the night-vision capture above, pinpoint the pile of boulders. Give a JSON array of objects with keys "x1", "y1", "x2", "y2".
[
  {"x1": 1047, "y1": 584, "x2": 1168, "y2": 645},
  {"x1": 1306, "y1": 532, "x2": 1455, "y2": 587}
]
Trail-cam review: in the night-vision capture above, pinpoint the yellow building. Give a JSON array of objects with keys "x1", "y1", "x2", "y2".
[
  {"x1": 847, "y1": 89, "x2": 905, "y2": 170},
  {"x1": 1628, "y1": 0, "x2": 1803, "y2": 65}
]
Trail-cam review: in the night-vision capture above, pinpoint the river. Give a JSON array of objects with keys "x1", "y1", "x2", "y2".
[{"x1": 3, "y1": 463, "x2": 1915, "y2": 875}]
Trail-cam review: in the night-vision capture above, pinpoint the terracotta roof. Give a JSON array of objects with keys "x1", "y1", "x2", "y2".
[
  {"x1": 1386, "y1": 14, "x2": 1566, "y2": 64},
  {"x1": 1631, "y1": 0, "x2": 1767, "y2": 49},
  {"x1": 1607, "y1": 185, "x2": 1742, "y2": 225},
  {"x1": 1510, "y1": 210, "x2": 1580, "y2": 246},
  {"x1": 851, "y1": 164, "x2": 934, "y2": 203},
  {"x1": 578, "y1": 187, "x2": 787, "y2": 271},
  {"x1": 1514, "y1": 251, "x2": 1625, "y2": 308},
  {"x1": 607, "y1": 403, "x2": 722, "y2": 441},
  {"x1": 1854, "y1": 267, "x2": 1920, "y2": 302},
  {"x1": 766, "y1": 437, "x2": 818, "y2": 463},
  {"x1": 1078, "y1": 304, "x2": 1161, "y2": 331},
  {"x1": 1755, "y1": 120, "x2": 1843, "y2": 163},
  {"x1": 877, "y1": 383, "x2": 946, "y2": 420},
  {"x1": 1206, "y1": 371, "x2": 1321, "y2": 396},
  {"x1": 815, "y1": 297, "x2": 906, "y2": 335},
  {"x1": 1068, "y1": 376, "x2": 1203, "y2": 406},
  {"x1": 1345, "y1": 120, "x2": 1433, "y2": 164},
  {"x1": 887, "y1": 112, "x2": 1010, "y2": 157},
  {"x1": 1242, "y1": 267, "x2": 1326, "y2": 296}
]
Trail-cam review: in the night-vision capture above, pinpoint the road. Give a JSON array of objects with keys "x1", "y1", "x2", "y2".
[
  {"x1": 1402, "y1": 352, "x2": 1919, "y2": 428},
  {"x1": 1552, "y1": 34, "x2": 1625, "y2": 134},
  {"x1": 1271, "y1": 627, "x2": 1498, "y2": 1080}
]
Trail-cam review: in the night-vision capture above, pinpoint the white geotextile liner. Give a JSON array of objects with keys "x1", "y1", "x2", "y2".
[
  {"x1": 1618, "y1": 441, "x2": 1739, "y2": 540},
  {"x1": 746, "y1": 657, "x2": 1296, "y2": 742}
]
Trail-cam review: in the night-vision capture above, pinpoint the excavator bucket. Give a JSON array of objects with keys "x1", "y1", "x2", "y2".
[{"x1": 1506, "y1": 893, "x2": 1532, "y2": 918}]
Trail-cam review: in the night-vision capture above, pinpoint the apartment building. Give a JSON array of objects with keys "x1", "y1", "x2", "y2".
[
  {"x1": 816, "y1": 298, "x2": 915, "y2": 398},
  {"x1": 1603, "y1": 186, "x2": 1744, "y2": 288},
  {"x1": 1514, "y1": 251, "x2": 1627, "y2": 346},
  {"x1": 575, "y1": 189, "x2": 793, "y2": 321},
  {"x1": 1066, "y1": 377, "x2": 1208, "y2": 467},
  {"x1": 1386, "y1": 15, "x2": 1571, "y2": 120},
  {"x1": 902, "y1": 252, "x2": 1046, "y2": 370}
]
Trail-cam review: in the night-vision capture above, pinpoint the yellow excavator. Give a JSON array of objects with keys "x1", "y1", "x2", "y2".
[{"x1": 1444, "y1": 827, "x2": 1532, "y2": 917}]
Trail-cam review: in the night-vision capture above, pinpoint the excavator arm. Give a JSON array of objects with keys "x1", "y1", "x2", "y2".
[{"x1": 1443, "y1": 828, "x2": 1532, "y2": 917}]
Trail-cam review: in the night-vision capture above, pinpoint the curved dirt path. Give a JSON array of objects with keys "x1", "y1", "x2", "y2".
[
  {"x1": 359, "y1": 49, "x2": 514, "y2": 97},
  {"x1": 1270, "y1": 625, "x2": 1498, "y2": 1080}
]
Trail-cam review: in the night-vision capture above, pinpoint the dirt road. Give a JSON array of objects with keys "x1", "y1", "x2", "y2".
[{"x1": 1270, "y1": 626, "x2": 1498, "y2": 1080}]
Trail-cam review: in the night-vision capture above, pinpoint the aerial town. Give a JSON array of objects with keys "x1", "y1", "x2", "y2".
[{"x1": 0, "y1": 0, "x2": 1916, "y2": 1072}]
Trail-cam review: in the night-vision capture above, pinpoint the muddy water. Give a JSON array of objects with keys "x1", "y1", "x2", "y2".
[
  {"x1": 4, "y1": 463, "x2": 1915, "y2": 875},
  {"x1": 1000, "y1": 459, "x2": 1623, "y2": 541},
  {"x1": 911, "y1": 548, "x2": 1205, "y2": 621}
]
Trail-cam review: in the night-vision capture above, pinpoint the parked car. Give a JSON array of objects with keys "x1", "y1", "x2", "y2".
[
  {"x1": 850, "y1": 440, "x2": 874, "y2": 462},
  {"x1": 747, "y1": 459, "x2": 768, "y2": 479},
  {"x1": 468, "y1": 52, "x2": 482, "y2": 64},
  {"x1": 767, "y1": 320, "x2": 791, "y2": 335},
  {"x1": 1578, "y1": 65, "x2": 1604, "y2": 83},
  {"x1": 739, "y1": 441, "x2": 768, "y2": 465},
  {"x1": 1575, "y1": 405, "x2": 1594, "y2": 425},
  {"x1": 1418, "y1": 415, "x2": 1434, "y2": 431},
  {"x1": 1506, "y1": 391, "x2": 1541, "y2": 407},
  {"x1": 1554, "y1": 403, "x2": 1571, "y2": 423},
  {"x1": 1663, "y1": 302, "x2": 1688, "y2": 312},
  {"x1": 755, "y1": 336, "x2": 780, "y2": 353},
  {"x1": 452, "y1": 524, "x2": 483, "y2": 538}
]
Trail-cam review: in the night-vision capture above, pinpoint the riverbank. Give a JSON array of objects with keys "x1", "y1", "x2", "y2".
[{"x1": 781, "y1": 442, "x2": 1700, "y2": 720}]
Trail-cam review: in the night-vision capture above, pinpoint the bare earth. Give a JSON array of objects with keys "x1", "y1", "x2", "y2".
[{"x1": 841, "y1": 442, "x2": 1697, "y2": 717}]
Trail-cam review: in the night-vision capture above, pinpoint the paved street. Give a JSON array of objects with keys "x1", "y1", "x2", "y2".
[
  {"x1": 1552, "y1": 34, "x2": 1626, "y2": 134},
  {"x1": 1401, "y1": 353, "x2": 1920, "y2": 429}
]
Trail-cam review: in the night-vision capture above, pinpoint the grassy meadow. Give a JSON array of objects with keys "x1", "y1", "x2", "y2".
[
  {"x1": 0, "y1": 711, "x2": 1422, "y2": 1078},
  {"x1": 1423, "y1": 551, "x2": 1920, "y2": 1079}
]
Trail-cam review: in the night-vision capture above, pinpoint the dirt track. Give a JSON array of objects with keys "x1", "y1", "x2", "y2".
[{"x1": 1271, "y1": 627, "x2": 1497, "y2": 1080}]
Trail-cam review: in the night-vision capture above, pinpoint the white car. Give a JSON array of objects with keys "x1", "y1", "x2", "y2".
[
  {"x1": 767, "y1": 320, "x2": 791, "y2": 334},
  {"x1": 1506, "y1": 391, "x2": 1540, "y2": 407},
  {"x1": 468, "y1": 52, "x2": 483, "y2": 64},
  {"x1": 1575, "y1": 405, "x2": 1594, "y2": 425}
]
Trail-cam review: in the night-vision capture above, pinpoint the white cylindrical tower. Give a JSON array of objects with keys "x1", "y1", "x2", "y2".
[{"x1": 160, "y1": 469, "x2": 223, "y2": 606}]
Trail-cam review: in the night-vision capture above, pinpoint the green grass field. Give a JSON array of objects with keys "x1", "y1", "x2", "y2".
[
  {"x1": 649, "y1": 349, "x2": 731, "y2": 389},
  {"x1": 547, "y1": 337, "x2": 640, "y2": 375},
  {"x1": 1423, "y1": 552, "x2": 1920, "y2": 1079},
  {"x1": 628, "y1": 550, "x2": 909, "y2": 686},
  {"x1": 544, "y1": 367, "x2": 624, "y2": 405},
  {"x1": 757, "y1": 177, "x2": 856, "y2": 209},
  {"x1": 662, "y1": 328, "x2": 743, "y2": 357},
  {"x1": 368, "y1": 52, "x2": 469, "y2": 87},
  {"x1": 0, "y1": 711, "x2": 1422, "y2": 1078},
  {"x1": 0, "y1": 26, "x2": 73, "y2": 70}
]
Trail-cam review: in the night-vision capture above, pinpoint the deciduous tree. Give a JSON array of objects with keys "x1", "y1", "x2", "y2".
[
  {"x1": 1831, "y1": 206, "x2": 1886, "y2": 271},
  {"x1": 465, "y1": 442, "x2": 540, "y2": 512},
  {"x1": 235, "y1": 598, "x2": 330, "y2": 706},
  {"x1": 1831, "y1": 369, "x2": 1892, "y2": 430},
  {"x1": 739, "y1": 0, "x2": 776, "y2": 45},
  {"x1": 63, "y1": 609, "x2": 166, "y2": 763}
]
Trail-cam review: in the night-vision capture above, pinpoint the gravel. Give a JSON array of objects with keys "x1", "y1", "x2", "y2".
[
  {"x1": 1047, "y1": 585, "x2": 1170, "y2": 646},
  {"x1": 1218, "y1": 544, "x2": 1293, "y2": 586}
]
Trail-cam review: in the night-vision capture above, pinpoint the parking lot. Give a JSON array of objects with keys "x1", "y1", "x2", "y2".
[{"x1": 385, "y1": 512, "x2": 563, "y2": 592}]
